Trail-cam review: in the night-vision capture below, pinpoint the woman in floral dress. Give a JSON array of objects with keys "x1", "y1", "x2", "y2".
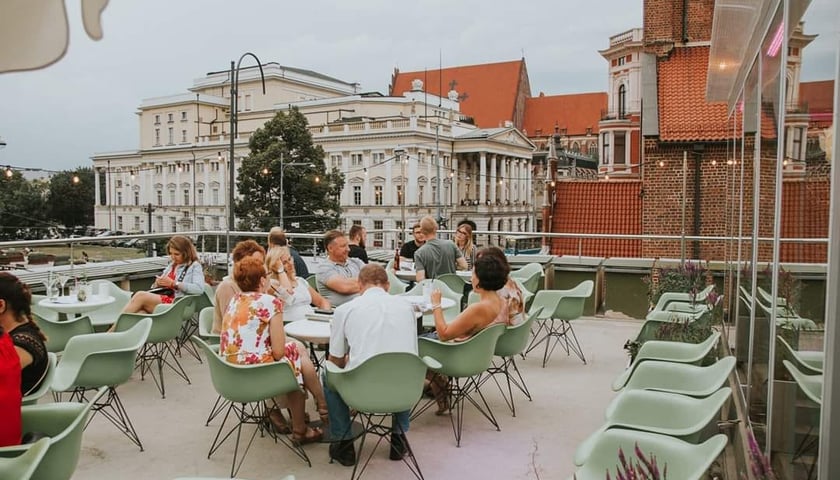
[{"x1": 219, "y1": 256, "x2": 322, "y2": 444}]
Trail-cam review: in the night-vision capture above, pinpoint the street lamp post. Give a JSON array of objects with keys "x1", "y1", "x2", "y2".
[
  {"x1": 394, "y1": 149, "x2": 407, "y2": 245},
  {"x1": 279, "y1": 151, "x2": 314, "y2": 230},
  {"x1": 190, "y1": 150, "x2": 197, "y2": 230}
]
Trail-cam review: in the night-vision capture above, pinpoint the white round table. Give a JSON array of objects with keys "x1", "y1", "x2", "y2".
[
  {"x1": 394, "y1": 269, "x2": 418, "y2": 282},
  {"x1": 38, "y1": 295, "x2": 115, "y2": 317},
  {"x1": 399, "y1": 295, "x2": 456, "y2": 313},
  {"x1": 284, "y1": 319, "x2": 331, "y2": 345}
]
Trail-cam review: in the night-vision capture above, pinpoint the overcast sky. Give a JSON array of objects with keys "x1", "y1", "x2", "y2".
[{"x1": 0, "y1": 0, "x2": 837, "y2": 172}]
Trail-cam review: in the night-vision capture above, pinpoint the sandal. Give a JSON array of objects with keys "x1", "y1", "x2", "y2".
[
  {"x1": 267, "y1": 408, "x2": 291, "y2": 435},
  {"x1": 291, "y1": 426, "x2": 323, "y2": 445},
  {"x1": 318, "y1": 405, "x2": 330, "y2": 427}
]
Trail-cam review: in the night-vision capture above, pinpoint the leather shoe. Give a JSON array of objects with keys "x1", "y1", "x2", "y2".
[
  {"x1": 329, "y1": 440, "x2": 356, "y2": 467},
  {"x1": 389, "y1": 433, "x2": 407, "y2": 460}
]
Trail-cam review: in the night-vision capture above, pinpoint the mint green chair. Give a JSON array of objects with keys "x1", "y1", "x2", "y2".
[
  {"x1": 22, "y1": 352, "x2": 57, "y2": 406},
  {"x1": 51, "y1": 319, "x2": 152, "y2": 451},
  {"x1": 114, "y1": 296, "x2": 191, "y2": 398},
  {"x1": 778, "y1": 335, "x2": 823, "y2": 375},
  {"x1": 482, "y1": 308, "x2": 541, "y2": 417},
  {"x1": 195, "y1": 313, "x2": 226, "y2": 426},
  {"x1": 510, "y1": 263, "x2": 542, "y2": 297},
  {"x1": 386, "y1": 268, "x2": 408, "y2": 295},
  {"x1": 86, "y1": 280, "x2": 132, "y2": 329},
  {"x1": 0, "y1": 437, "x2": 50, "y2": 480},
  {"x1": 575, "y1": 387, "x2": 731, "y2": 466},
  {"x1": 612, "y1": 331, "x2": 721, "y2": 391},
  {"x1": 739, "y1": 286, "x2": 817, "y2": 329},
  {"x1": 783, "y1": 360, "x2": 823, "y2": 406},
  {"x1": 511, "y1": 277, "x2": 535, "y2": 309},
  {"x1": 35, "y1": 314, "x2": 93, "y2": 354},
  {"x1": 607, "y1": 356, "x2": 736, "y2": 418},
  {"x1": 176, "y1": 294, "x2": 204, "y2": 362},
  {"x1": 782, "y1": 359, "x2": 822, "y2": 478},
  {"x1": 325, "y1": 352, "x2": 441, "y2": 480},
  {"x1": 306, "y1": 274, "x2": 319, "y2": 293},
  {"x1": 569, "y1": 429, "x2": 727, "y2": 480},
  {"x1": 649, "y1": 284, "x2": 715, "y2": 313},
  {"x1": 416, "y1": 323, "x2": 505, "y2": 447},
  {"x1": 192, "y1": 336, "x2": 311, "y2": 476},
  {"x1": 525, "y1": 280, "x2": 593, "y2": 366},
  {"x1": 632, "y1": 311, "x2": 712, "y2": 345},
  {"x1": 645, "y1": 301, "x2": 709, "y2": 321},
  {"x1": 0, "y1": 387, "x2": 106, "y2": 480},
  {"x1": 436, "y1": 273, "x2": 466, "y2": 296}
]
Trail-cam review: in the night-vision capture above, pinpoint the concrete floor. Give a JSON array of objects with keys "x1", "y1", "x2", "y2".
[{"x1": 69, "y1": 317, "x2": 641, "y2": 480}]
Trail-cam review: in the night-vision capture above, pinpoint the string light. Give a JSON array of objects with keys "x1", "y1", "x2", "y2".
[
  {"x1": 711, "y1": 159, "x2": 717, "y2": 166},
  {"x1": 658, "y1": 160, "x2": 665, "y2": 167},
  {"x1": 72, "y1": 174, "x2": 80, "y2": 184},
  {"x1": 4, "y1": 167, "x2": 11, "y2": 178},
  {"x1": 315, "y1": 176, "x2": 320, "y2": 183}
]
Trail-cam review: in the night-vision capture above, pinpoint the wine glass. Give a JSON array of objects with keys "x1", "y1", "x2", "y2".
[{"x1": 56, "y1": 274, "x2": 70, "y2": 298}]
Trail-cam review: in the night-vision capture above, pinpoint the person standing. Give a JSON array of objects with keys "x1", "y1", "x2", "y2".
[
  {"x1": 316, "y1": 230, "x2": 364, "y2": 307},
  {"x1": 347, "y1": 225, "x2": 369, "y2": 264},
  {"x1": 414, "y1": 216, "x2": 467, "y2": 281},
  {"x1": 399, "y1": 223, "x2": 426, "y2": 261},
  {"x1": 324, "y1": 264, "x2": 418, "y2": 466}
]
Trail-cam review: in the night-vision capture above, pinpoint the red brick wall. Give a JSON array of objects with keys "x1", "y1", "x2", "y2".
[
  {"x1": 644, "y1": 0, "x2": 715, "y2": 55},
  {"x1": 781, "y1": 175, "x2": 830, "y2": 263}
]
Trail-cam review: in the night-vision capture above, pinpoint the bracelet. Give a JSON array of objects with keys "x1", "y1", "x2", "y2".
[{"x1": 430, "y1": 303, "x2": 441, "y2": 310}]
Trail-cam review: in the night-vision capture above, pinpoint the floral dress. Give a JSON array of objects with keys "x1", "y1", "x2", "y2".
[{"x1": 219, "y1": 292, "x2": 303, "y2": 384}]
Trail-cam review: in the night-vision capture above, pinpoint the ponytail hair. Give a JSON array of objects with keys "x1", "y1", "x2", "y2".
[{"x1": 0, "y1": 272, "x2": 46, "y2": 342}]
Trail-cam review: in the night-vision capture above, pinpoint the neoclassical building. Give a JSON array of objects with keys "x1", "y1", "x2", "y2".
[{"x1": 92, "y1": 65, "x2": 536, "y2": 247}]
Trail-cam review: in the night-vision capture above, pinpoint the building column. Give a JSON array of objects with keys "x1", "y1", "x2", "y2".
[
  {"x1": 479, "y1": 152, "x2": 487, "y2": 205},
  {"x1": 452, "y1": 154, "x2": 459, "y2": 207},
  {"x1": 500, "y1": 156, "x2": 507, "y2": 204},
  {"x1": 489, "y1": 154, "x2": 497, "y2": 205}
]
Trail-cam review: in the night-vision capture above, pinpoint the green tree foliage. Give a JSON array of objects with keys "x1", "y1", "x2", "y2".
[
  {"x1": 47, "y1": 168, "x2": 95, "y2": 230},
  {"x1": 235, "y1": 108, "x2": 344, "y2": 233},
  {"x1": 0, "y1": 170, "x2": 50, "y2": 240}
]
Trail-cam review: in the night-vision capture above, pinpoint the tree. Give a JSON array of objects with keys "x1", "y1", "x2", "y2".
[
  {"x1": 0, "y1": 170, "x2": 49, "y2": 240},
  {"x1": 235, "y1": 108, "x2": 344, "y2": 233},
  {"x1": 47, "y1": 168, "x2": 95, "y2": 231}
]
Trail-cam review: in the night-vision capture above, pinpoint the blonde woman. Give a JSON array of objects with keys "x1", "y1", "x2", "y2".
[
  {"x1": 265, "y1": 246, "x2": 331, "y2": 322},
  {"x1": 454, "y1": 223, "x2": 478, "y2": 270}
]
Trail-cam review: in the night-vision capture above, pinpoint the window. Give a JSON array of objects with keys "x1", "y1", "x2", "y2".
[
  {"x1": 211, "y1": 162, "x2": 220, "y2": 172},
  {"x1": 154, "y1": 114, "x2": 160, "y2": 125},
  {"x1": 618, "y1": 84, "x2": 626, "y2": 118},
  {"x1": 791, "y1": 127, "x2": 804, "y2": 161},
  {"x1": 353, "y1": 185, "x2": 362, "y2": 205},
  {"x1": 168, "y1": 164, "x2": 176, "y2": 174},
  {"x1": 133, "y1": 191, "x2": 139, "y2": 206},
  {"x1": 374, "y1": 185, "x2": 383, "y2": 205},
  {"x1": 181, "y1": 130, "x2": 187, "y2": 143},
  {"x1": 212, "y1": 188, "x2": 219, "y2": 204},
  {"x1": 156, "y1": 190, "x2": 163, "y2": 205},
  {"x1": 602, "y1": 132, "x2": 610, "y2": 164},
  {"x1": 617, "y1": 56, "x2": 625, "y2": 66},
  {"x1": 373, "y1": 220, "x2": 383, "y2": 247},
  {"x1": 117, "y1": 216, "x2": 123, "y2": 230},
  {"x1": 167, "y1": 113, "x2": 174, "y2": 123},
  {"x1": 116, "y1": 191, "x2": 123, "y2": 206},
  {"x1": 169, "y1": 189, "x2": 176, "y2": 205},
  {"x1": 197, "y1": 188, "x2": 204, "y2": 205},
  {"x1": 614, "y1": 131, "x2": 626, "y2": 165},
  {"x1": 431, "y1": 184, "x2": 437, "y2": 205},
  {"x1": 198, "y1": 217, "x2": 205, "y2": 230},
  {"x1": 180, "y1": 111, "x2": 188, "y2": 121},
  {"x1": 396, "y1": 185, "x2": 403, "y2": 205},
  {"x1": 116, "y1": 179, "x2": 123, "y2": 188},
  {"x1": 155, "y1": 165, "x2": 163, "y2": 174},
  {"x1": 352, "y1": 219, "x2": 362, "y2": 226},
  {"x1": 134, "y1": 216, "x2": 140, "y2": 231},
  {"x1": 154, "y1": 129, "x2": 160, "y2": 145},
  {"x1": 418, "y1": 152, "x2": 425, "y2": 164},
  {"x1": 372, "y1": 152, "x2": 385, "y2": 164},
  {"x1": 156, "y1": 216, "x2": 163, "y2": 232},
  {"x1": 418, "y1": 185, "x2": 424, "y2": 206},
  {"x1": 168, "y1": 127, "x2": 174, "y2": 145},
  {"x1": 170, "y1": 217, "x2": 177, "y2": 231},
  {"x1": 212, "y1": 216, "x2": 220, "y2": 230},
  {"x1": 183, "y1": 189, "x2": 190, "y2": 205},
  {"x1": 351, "y1": 153, "x2": 363, "y2": 167},
  {"x1": 330, "y1": 154, "x2": 342, "y2": 169},
  {"x1": 196, "y1": 162, "x2": 204, "y2": 173}
]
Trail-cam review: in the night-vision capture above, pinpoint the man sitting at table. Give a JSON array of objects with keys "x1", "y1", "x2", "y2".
[
  {"x1": 414, "y1": 215, "x2": 467, "y2": 281},
  {"x1": 316, "y1": 230, "x2": 364, "y2": 307},
  {"x1": 399, "y1": 222, "x2": 425, "y2": 261},
  {"x1": 324, "y1": 264, "x2": 418, "y2": 466}
]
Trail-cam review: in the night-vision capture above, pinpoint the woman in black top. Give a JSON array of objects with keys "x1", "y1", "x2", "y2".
[{"x1": 0, "y1": 272, "x2": 48, "y2": 396}]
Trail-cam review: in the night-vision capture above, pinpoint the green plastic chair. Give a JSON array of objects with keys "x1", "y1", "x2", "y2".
[
  {"x1": 645, "y1": 301, "x2": 709, "y2": 321},
  {"x1": 325, "y1": 352, "x2": 441, "y2": 480},
  {"x1": 386, "y1": 268, "x2": 408, "y2": 295},
  {"x1": 0, "y1": 387, "x2": 106, "y2": 480},
  {"x1": 511, "y1": 277, "x2": 535, "y2": 309},
  {"x1": 22, "y1": 352, "x2": 57, "y2": 406},
  {"x1": 51, "y1": 318, "x2": 152, "y2": 451},
  {"x1": 306, "y1": 274, "x2": 319, "y2": 293},
  {"x1": 191, "y1": 336, "x2": 312, "y2": 476},
  {"x1": 568, "y1": 429, "x2": 728, "y2": 480},
  {"x1": 510, "y1": 263, "x2": 542, "y2": 297},
  {"x1": 30, "y1": 295, "x2": 58, "y2": 323},
  {"x1": 0, "y1": 437, "x2": 50, "y2": 480},
  {"x1": 176, "y1": 294, "x2": 204, "y2": 362},
  {"x1": 195, "y1": 313, "x2": 226, "y2": 426},
  {"x1": 606, "y1": 356, "x2": 736, "y2": 418},
  {"x1": 436, "y1": 273, "x2": 466, "y2": 296},
  {"x1": 649, "y1": 284, "x2": 715, "y2": 313},
  {"x1": 525, "y1": 280, "x2": 593, "y2": 366},
  {"x1": 739, "y1": 285, "x2": 817, "y2": 329},
  {"x1": 783, "y1": 360, "x2": 823, "y2": 406},
  {"x1": 416, "y1": 323, "x2": 505, "y2": 447},
  {"x1": 574, "y1": 387, "x2": 731, "y2": 466},
  {"x1": 631, "y1": 311, "x2": 713, "y2": 345},
  {"x1": 481, "y1": 308, "x2": 541, "y2": 417},
  {"x1": 777, "y1": 335, "x2": 823, "y2": 375},
  {"x1": 612, "y1": 331, "x2": 721, "y2": 391},
  {"x1": 86, "y1": 280, "x2": 132, "y2": 329},
  {"x1": 114, "y1": 296, "x2": 192, "y2": 398},
  {"x1": 36, "y1": 314, "x2": 94, "y2": 354}
]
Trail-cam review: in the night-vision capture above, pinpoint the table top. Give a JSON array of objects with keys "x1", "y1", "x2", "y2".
[
  {"x1": 38, "y1": 295, "x2": 115, "y2": 315},
  {"x1": 285, "y1": 319, "x2": 330, "y2": 344},
  {"x1": 399, "y1": 295, "x2": 456, "y2": 313}
]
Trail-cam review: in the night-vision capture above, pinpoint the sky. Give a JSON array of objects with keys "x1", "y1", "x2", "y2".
[{"x1": 0, "y1": 0, "x2": 837, "y2": 173}]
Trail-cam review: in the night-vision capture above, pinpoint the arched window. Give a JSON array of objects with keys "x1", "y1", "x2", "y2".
[{"x1": 618, "y1": 84, "x2": 626, "y2": 118}]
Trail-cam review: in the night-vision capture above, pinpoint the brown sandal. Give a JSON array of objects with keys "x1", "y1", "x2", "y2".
[
  {"x1": 318, "y1": 405, "x2": 330, "y2": 427},
  {"x1": 267, "y1": 408, "x2": 291, "y2": 435},
  {"x1": 291, "y1": 426, "x2": 323, "y2": 445}
]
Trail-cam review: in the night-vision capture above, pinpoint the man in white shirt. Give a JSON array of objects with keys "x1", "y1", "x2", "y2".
[{"x1": 325, "y1": 264, "x2": 418, "y2": 466}]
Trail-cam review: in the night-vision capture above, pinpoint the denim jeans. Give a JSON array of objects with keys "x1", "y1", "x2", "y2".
[{"x1": 322, "y1": 371, "x2": 410, "y2": 439}]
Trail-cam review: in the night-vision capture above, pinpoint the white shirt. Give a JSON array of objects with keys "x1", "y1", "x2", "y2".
[
  {"x1": 330, "y1": 287, "x2": 418, "y2": 370},
  {"x1": 281, "y1": 277, "x2": 314, "y2": 323}
]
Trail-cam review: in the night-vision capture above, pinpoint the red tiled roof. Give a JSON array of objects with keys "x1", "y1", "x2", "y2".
[
  {"x1": 800, "y1": 80, "x2": 835, "y2": 114},
  {"x1": 550, "y1": 181, "x2": 642, "y2": 257},
  {"x1": 658, "y1": 46, "x2": 739, "y2": 142},
  {"x1": 522, "y1": 92, "x2": 607, "y2": 137},
  {"x1": 390, "y1": 60, "x2": 526, "y2": 128}
]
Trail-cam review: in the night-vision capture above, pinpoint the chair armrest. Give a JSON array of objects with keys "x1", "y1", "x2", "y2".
[{"x1": 421, "y1": 355, "x2": 442, "y2": 370}]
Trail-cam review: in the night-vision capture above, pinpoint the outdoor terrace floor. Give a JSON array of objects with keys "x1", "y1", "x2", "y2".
[{"x1": 67, "y1": 316, "x2": 641, "y2": 480}]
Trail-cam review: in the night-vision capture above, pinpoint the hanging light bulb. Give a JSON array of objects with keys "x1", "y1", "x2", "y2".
[
  {"x1": 604, "y1": 173, "x2": 610, "y2": 181},
  {"x1": 72, "y1": 174, "x2": 80, "y2": 184},
  {"x1": 262, "y1": 166, "x2": 269, "y2": 175},
  {"x1": 4, "y1": 167, "x2": 12, "y2": 178},
  {"x1": 711, "y1": 159, "x2": 717, "y2": 166},
  {"x1": 658, "y1": 160, "x2": 665, "y2": 168},
  {"x1": 315, "y1": 175, "x2": 320, "y2": 183}
]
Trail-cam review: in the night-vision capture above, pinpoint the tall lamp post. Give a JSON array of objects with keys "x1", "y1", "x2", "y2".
[
  {"x1": 279, "y1": 152, "x2": 314, "y2": 230},
  {"x1": 394, "y1": 148, "x2": 406, "y2": 244},
  {"x1": 227, "y1": 53, "x2": 266, "y2": 254}
]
